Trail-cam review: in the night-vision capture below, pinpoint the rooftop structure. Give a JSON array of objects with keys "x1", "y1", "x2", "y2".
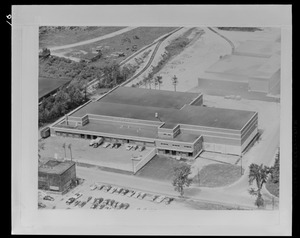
[
  {"x1": 38, "y1": 160, "x2": 75, "y2": 175},
  {"x1": 39, "y1": 76, "x2": 71, "y2": 100},
  {"x1": 234, "y1": 40, "x2": 281, "y2": 58}
]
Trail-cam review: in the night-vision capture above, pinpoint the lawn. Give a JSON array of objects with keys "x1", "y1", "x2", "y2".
[
  {"x1": 265, "y1": 180, "x2": 279, "y2": 197},
  {"x1": 135, "y1": 155, "x2": 186, "y2": 182},
  {"x1": 194, "y1": 163, "x2": 242, "y2": 188},
  {"x1": 39, "y1": 26, "x2": 126, "y2": 49},
  {"x1": 177, "y1": 198, "x2": 245, "y2": 210}
]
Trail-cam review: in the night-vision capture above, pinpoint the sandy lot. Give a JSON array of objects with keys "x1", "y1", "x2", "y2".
[{"x1": 140, "y1": 27, "x2": 232, "y2": 92}]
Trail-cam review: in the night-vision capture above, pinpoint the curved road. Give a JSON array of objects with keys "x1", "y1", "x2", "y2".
[{"x1": 207, "y1": 27, "x2": 235, "y2": 54}]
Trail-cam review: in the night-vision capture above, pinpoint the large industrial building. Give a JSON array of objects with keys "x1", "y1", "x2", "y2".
[
  {"x1": 50, "y1": 87, "x2": 258, "y2": 158},
  {"x1": 38, "y1": 159, "x2": 76, "y2": 193},
  {"x1": 198, "y1": 40, "x2": 280, "y2": 95}
]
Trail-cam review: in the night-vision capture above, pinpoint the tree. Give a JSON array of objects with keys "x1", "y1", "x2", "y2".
[
  {"x1": 172, "y1": 164, "x2": 193, "y2": 197},
  {"x1": 171, "y1": 75, "x2": 178, "y2": 92},
  {"x1": 156, "y1": 75, "x2": 163, "y2": 90},
  {"x1": 142, "y1": 76, "x2": 148, "y2": 89},
  {"x1": 248, "y1": 163, "x2": 271, "y2": 208},
  {"x1": 147, "y1": 73, "x2": 154, "y2": 90}
]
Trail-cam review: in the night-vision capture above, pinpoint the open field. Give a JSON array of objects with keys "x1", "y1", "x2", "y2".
[
  {"x1": 60, "y1": 27, "x2": 177, "y2": 68},
  {"x1": 39, "y1": 26, "x2": 126, "y2": 49}
]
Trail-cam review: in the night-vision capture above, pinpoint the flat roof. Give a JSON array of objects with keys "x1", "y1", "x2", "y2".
[
  {"x1": 39, "y1": 77, "x2": 71, "y2": 99},
  {"x1": 206, "y1": 55, "x2": 280, "y2": 79},
  {"x1": 59, "y1": 120, "x2": 198, "y2": 142},
  {"x1": 206, "y1": 55, "x2": 267, "y2": 77},
  {"x1": 235, "y1": 40, "x2": 281, "y2": 57},
  {"x1": 100, "y1": 86, "x2": 201, "y2": 109},
  {"x1": 71, "y1": 101, "x2": 255, "y2": 130},
  {"x1": 38, "y1": 160, "x2": 75, "y2": 175}
]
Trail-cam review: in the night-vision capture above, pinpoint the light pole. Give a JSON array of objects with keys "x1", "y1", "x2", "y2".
[{"x1": 240, "y1": 156, "x2": 243, "y2": 175}]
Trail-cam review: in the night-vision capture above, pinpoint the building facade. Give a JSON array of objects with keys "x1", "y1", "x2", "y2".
[
  {"x1": 38, "y1": 160, "x2": 76, "y2": 193},
  {"x1": 49, "y1": 87, "x2": 258, "y2": 158}
]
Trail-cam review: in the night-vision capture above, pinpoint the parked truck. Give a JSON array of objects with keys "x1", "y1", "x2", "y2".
[
  {"x1": 40, "y1": 127, "x2": 50, "y2": 139},
  {"x1": 93, "y1": 137, "x2": 104, "y2": 148}
]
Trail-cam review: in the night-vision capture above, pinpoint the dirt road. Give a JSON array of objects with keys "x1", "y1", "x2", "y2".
[{"x1": 48, "y1": 26, "x2": 138, "y2": 52}]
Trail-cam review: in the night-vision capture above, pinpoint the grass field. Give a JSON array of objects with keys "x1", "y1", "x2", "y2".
[
  {"x1": 135, "y1": 155, "x2": 186, "y2": 182},
  {"x1": 265, "y1": 180, "x2": 279, "y2": 197},
  {"x1": 194, "y1": 163, "x2": 242, "y2": 187},
  {"x1": 65, "y1": 27, "x2": 177, "y2": 68},
  {"x1": 39, "y1": 26, "x2": 126, "y2": 49}
]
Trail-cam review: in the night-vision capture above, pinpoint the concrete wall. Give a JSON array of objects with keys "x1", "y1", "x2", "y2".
[
  {"x1": 202, "y1": 142, "x2": 242, "y2": 155},
  {"x1": 249, "y1": 78, "x2": 269, "y2": 93},
  {"x1": 133, "y1": 148, "x2": 156, "y2": 174},
  {"x1": 155, "y1": 140, "x2": 194, "y2": 153}
]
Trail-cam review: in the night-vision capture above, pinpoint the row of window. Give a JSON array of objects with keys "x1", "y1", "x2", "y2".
[{"x1": 159, "y1": 142, "x2": 192, "y2": 149}]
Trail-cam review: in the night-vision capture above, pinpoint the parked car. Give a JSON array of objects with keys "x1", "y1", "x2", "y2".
[
  {"x1": 38, "y1": 202, "x2": 46, "y2": 208},
  {"x1": 86, "y1": 196, "x2": 93, "y2": 203},
  {"x1": 79, "y1": 201, "x2": 87, "y2": 208},
  {"x1": 89, "y1": 139, "x2": 95, "y2": 146},
  {"x1": 113, "y1": 143, "x2": 122, "y2": 149},
  {"x1": 109, "y1": 199, "x2": 115, "y2": 206},
  {"x1": 102, "y1": 199, "x2": 110, "y2": 206},
  {"x1": 74, "y1": 193, "x2": 83, "y2": 199},
  {"x1": 43, "y1": 195, "x2": 54, "y2": 201},
  {"x1": 93, "y1": 137, "x2": 103, "y2": 148},
  {"x1": 150, "y1": 195, "x2": 158, "y2": 202},
  {"x1": 132, "y1": 144, "x2": 138, "y2": 150},
  {"x1": 164, "y1": 197, "x2": 174, "y2": 205},
  {"x1": 103, "y1": 185, "x2": 112, "y2": 192},
  {"x1": 138, "y1": 145, "x2": 145, "y2": 152},
  {"x1": 138, "y1": 192, "x2": 146, "y2": 200},
  {"x1": 125, "y1": 144, "x2": 133, "y2": 150},
  {"x1": 90, "y1": 184, "x2": 97, "y2": 190},
  {"x1": 112, "y1": 202, "x2": 119, "y2": 209},
  {"x1": 90, "y1": 202, "x2": 98, "y2": 209},
  {"x1": 126, "y1": 190, "x2": 135, "y2": 197},
  {"x1": 115, "y1": 187, "x2": 123, "y2": 194},
  {"x1": 132, "y1": 192, "x2": 140, "y2": 199},
  {"x1": 155, "y1": 196, "x2": 166, "y2": 203},
  {"x1": 122, "y1": 203, "x2": 130, "y2": 209},
  {"x1": 116, "y1": 203, "x2": 123, "y2": 209},
  {"x1": 66, "y1": 197, "x2": 75, "y2": 205},
  {"x1": 74, "y1": 200, "x2": 81, "y2": 206},
  {"x1": 98, "y1": 203, "x2": 106, "y2": 209},
  {"x1": 97, "y1": 184, "x2": 106, "y2": 190},
  {"x1": 120, "y1": 189, "x2": 129, "y2": 196},
  {"x1": 109, "y1": 187, "x2": 117, "y2": 194},
  {"x1": 102, "y1": 142, "x2": 111, "y2": 148}
]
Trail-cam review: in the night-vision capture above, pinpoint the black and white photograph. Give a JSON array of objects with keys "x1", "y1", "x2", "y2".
[{"x1": 12, "y1": 5, "x2": 292, "y2": 235}]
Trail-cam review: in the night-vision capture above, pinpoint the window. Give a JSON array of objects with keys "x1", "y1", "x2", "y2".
[
  {"x1": 184, "y1": 146, "x2": 192, "y2": 149},
  {"x1": 172, "y1": 144, "x2": 180, "y2": 147},
  {"x1": 161, "y1": 143, "x2": 169, "y2": 146},
  {"x1": 188, "y1": 152, "x2": 193, "y2": 157}
]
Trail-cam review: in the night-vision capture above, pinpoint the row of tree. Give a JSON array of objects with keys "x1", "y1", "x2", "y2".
[{"x1": 132, "y1": 74, "x2": 179, "y2": 91}]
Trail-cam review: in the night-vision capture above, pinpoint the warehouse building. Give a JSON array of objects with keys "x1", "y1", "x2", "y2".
[
  {"x1": 38, "y1": 160, "x2": 76, "y2": 193},
  {"x1": 50, "y1": 87, "x2": 258, "y2": 158},
  {"x1": 198, "y1": 40, "x2": 280, "y2": 95}
]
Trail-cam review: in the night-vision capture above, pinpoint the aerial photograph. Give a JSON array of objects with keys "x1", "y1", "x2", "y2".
[{"x1": 38, "y1": 26, "x2": 280, "y2": 211}]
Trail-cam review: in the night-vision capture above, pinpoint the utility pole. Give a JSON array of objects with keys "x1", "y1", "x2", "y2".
[
  {"x1": 197, "y1": 168, "x2": 200, "y2": 186},
  {"x1": 240, "y1": 156, "x2": 243, "y2": 175}
]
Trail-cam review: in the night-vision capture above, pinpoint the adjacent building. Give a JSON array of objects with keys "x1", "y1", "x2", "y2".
[
  {"x1": 50, "y1": 87, "x2": 258, "y2": 158},
  {"x1": 38, "y1": 159, "x2": 76, "y2": 193}
]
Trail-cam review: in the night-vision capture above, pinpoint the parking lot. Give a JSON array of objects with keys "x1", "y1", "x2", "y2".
[
  {"x1": 40, "y1": 136, "x2": 153, "y2": 172},
  {"x1": 39, "y1": 179, "x2": 178, "y2": 210}
]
